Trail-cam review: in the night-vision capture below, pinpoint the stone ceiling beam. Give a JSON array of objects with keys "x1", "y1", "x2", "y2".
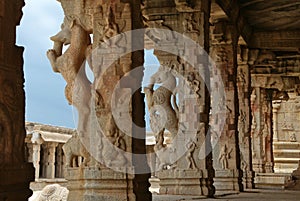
[
  {"x1": 214, "y1": 0, "x2": 253, "y2": 44},
  {"x1": 249, "y1": 30, "x2": 300, "y2": 50}
]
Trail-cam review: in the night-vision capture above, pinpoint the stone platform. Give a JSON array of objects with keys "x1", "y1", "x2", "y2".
[{"x1": 153, "y1": 189, "x2": 300, "y2": 201}]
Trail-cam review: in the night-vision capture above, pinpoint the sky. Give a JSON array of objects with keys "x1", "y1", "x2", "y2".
[{"x1": 17, "y1": 0, "x2": 159, "y2": 129}]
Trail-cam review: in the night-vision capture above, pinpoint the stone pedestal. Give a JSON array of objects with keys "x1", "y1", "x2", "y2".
[
  {"x1": 157, "y1": 170, "x2": 210, "y2": 196},
  {"x1": 213, "y1": 170, "x2": 240, "y2": 194},
  {"x1": 65, "y1": 167, "x2": 135, "y2": 201}
]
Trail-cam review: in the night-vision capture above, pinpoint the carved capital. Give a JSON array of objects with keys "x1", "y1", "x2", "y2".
[{"x1": 211, "y1": 20, "x2": 233, "y2": 45}]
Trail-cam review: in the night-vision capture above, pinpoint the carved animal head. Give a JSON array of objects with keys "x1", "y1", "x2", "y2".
[
  {"x1": 50, "y1": 19, "x2": 72, "y2": 45},
  {"x1": 150, "y1": 66, "x2": 176, "y2": 90}
]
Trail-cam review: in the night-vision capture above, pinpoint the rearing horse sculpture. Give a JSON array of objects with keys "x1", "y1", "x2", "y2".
[{"x1": 144, "y1": 66, "x2": 178, "y2": 139}]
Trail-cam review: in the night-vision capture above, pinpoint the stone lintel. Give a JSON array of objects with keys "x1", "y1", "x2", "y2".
[
  {"x1": 249, "y1": 31, "x2": 300, "y2": 50},
  {"x1": 214, "y1": 0, "x2": 253, "y2": 44}
]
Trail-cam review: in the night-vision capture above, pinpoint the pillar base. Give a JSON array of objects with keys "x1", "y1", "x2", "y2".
[
  {"x1": 214, "y1": 169, "x2": 240, "y2": 195},
  {"x1": 157, "y1": 169, "x2": 213, "y2": 196},
  {"x1": 0, "y1": 163, "x2": 34, "y2": 201},
  {"x1": 253, "y1": 160, "x2": 265, "y2": 173},
  {"x1": 242, "y1": 170, "x2": 254, "y2": 189},
  {"x1": 265, "y1": 162, "x2": 274, "y2": 173},
  {"x1": 65, "y1": 167, "x2": 135, "y2": 201}
]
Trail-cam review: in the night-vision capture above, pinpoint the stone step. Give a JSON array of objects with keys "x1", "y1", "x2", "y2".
[
  {"x1": 273, "y1": 142, "x2": 300, "y2": 150},
  {"x1": 273, "y1": 150, "x2": 300, "y2": 158},
  {"x1": 274, "y1": 157, "x2": 300, "y2": 163},
  {"x1": 274, "y1": 162, "x2": 299, "y2": 173}
]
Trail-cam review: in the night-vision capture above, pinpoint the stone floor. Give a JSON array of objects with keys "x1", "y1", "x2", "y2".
[
  {"x1": 152, "y1": 189, "x2": 300, "y2": 201},
  {"x1": 30, "y1": 189, "x2": 300, "y2": 201}
]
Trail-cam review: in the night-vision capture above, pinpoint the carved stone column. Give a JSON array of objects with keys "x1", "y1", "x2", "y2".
[
  {"x1": 210, "y1": 20, "x2": 242, "y2": 193},
  {"x1": 250, "y1": 77, "x2": 275, "y2": 174},
  {"x1": 45, "y1": 143, "x2": 58, "y2": 179},
  {"x1": 143, "y1": 0, "x2": 215, "y2": 197},
  {"x1": 264, "y1": 90, "x2": 274, "y2": 173},
  {"x1": 32, "y1": 144, "x2": 41, "y2": 180},
  {"x1": 0, "y1": 0, "x2": 34, "y2": 200},
  {"x1": 272, "y1": 101, "x2": 281, "y2": 142},
  {"x1": 47, "y1": 0, "x2": 150, "y2": 200},
  {"x1": 55, "y1": 143, "x2": 65, "y2": 178},
  {"x1": 250, "y1": 87, "x2": 265, "y2": 173},
  {"x1": 237, "y1": 45, "x2": 254, "y2": 189}
]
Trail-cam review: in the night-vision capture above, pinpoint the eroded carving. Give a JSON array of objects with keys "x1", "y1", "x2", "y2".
[
  {"x1": 47, "y1": 17, "x2": 92, "y2": 134},
  {"x1": 218, "y1": 144, "x2": 232, "y2": 170},
  {"x1": 144, "y1": 65, "x2": 179, "y2": 138},
  {"x1": 185, "y1": 140, "x2": 197, "y2": 170},
  {"x1": 153, "y1": 129, "x2": 177, "y2": 170},
  {"x1": 175, "y1": 0, "x2": 193, "y2": 12},
  {"x1": 62, "y1": 134, "x2": 90, "y2": 168},
  {"x1": 34, "y1": 184, "x2": 69, "y2": 201}
]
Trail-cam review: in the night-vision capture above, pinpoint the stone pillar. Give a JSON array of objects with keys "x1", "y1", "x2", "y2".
[
  {"x1": 264, "y1": 90, "x2": 274, "y2": 173},
  {"x1": 210, "y1": 20, "x2": 242, "y2": 194},
  {"x1": 55, "y1": 143, "x2": 64, "y2": 178},
  {"x1": 0, "y1": 0, "x2": 34, "y2": 200},
  {"x1": 46, "y1": 143, "x2": 58, "y2": 179},
  {"x1": 237, "y1": 45, "x2": 254, "y2": 189},
  {"x1": 250, "y1": 84, "x2": 274, "y2": 173},
  {"x1": 32, "y1": 144, "x2": 41, "y2": 180},
  {"x1": 250, "y1": 87, "x2": 264, "y2": 173},
  {"x1": 47, "y1": 0, "x2": 150, "y2": 200},
  {"x1": 143, "y1": 0, "x2": 214, "y2": 197},
  {"x1": 272, "y1": 101, "x2": 281, "y2": 142}
]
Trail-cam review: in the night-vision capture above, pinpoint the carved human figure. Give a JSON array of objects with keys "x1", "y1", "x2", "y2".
[
  {"x1": 218, "y1": 144, "x2": 232, "y2": 170},
  {"x1": 101, "y1": 7, "x2": 122, "y2": 47},
  {"x1": 186, "y1": 72, "x2": 201, "y2": 97},
  {"x1": 290, "y1": 133, "x2": 297, "y2": 142},
  {"x1": 183, "y1": 14, "x2": 199, "y2": 33},
  {"x1": 238, "y1": 110, "x2": 246, "y2": 135},
  {"x1": 101, "y1": 114, "x2": 127, "y2": 167},
  {"x1": 186, "y1": 140, "x2": 197, "y2": 170},
  {"x1": 144, "y1": 65, "x2": 178, "y2": 139},
  {"x1": 153, "y1": 129, "x2": 177, "y2": 170}
]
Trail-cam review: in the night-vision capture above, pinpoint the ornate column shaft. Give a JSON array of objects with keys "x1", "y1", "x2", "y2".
[
  {"x1": 237, "y1": 45, "x2": 254, "y2": 189},
  {"x1": 143, "y1": 0, "x2": 214, "y2": 197},
  {"x1": 32, "y1": 144, "x2": 41, "y2": 180},
  {"x1": 47, "y1": 0, "x2": 150, "y2": 200},
  {"x1": 272, "y1": 101, "x2": 281, "y2": 142},
  {"x1": 250, "y1": 86, "x2": 265, "y2": 173},
  {"x1": 46, "y1": 143, "x2": 58, "y2": 179},
  {"x1": 251, "y1": 76, "x2": 275, "y2": 173},
  {"x1": 264, "y1": 90, "x2": 274, "y2": 173},
  {"x1": 210, "y1": 20, "x2": 242, "y2": 193}
]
